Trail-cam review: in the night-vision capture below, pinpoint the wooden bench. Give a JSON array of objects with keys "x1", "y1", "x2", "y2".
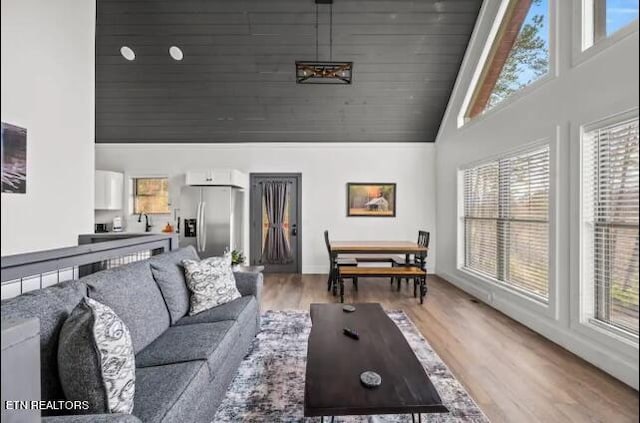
[{"x1": 337, "y1": 266, "x2": 428, "y2": 304}]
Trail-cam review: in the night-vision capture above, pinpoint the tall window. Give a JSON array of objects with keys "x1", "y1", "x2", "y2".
[
  {"x1": 465, "y1": 0, "x2": 550, "y2": 120},
  {"x1": 134, "y1": 178, "x2": 170, "y2": 214},
  {"x1": 582, "y1": 115, "x2": 639, "y2": 337},
  {"x1": 582, "y1": 0, "x2": 639, "y2": 50},
  {"x1": 463, "y1": 146, "x2": 550, "y2": 301}
]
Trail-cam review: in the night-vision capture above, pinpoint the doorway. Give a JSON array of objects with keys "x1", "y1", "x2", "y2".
[{"x1": 250, "y1": 173, "x2": 302, "y2": 273}]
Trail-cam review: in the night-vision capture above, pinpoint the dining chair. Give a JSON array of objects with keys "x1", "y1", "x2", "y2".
[
  {"x1": 391, "y1": 230, "x2": 430, "y2": 289},
  {"x1": 324, "y1": 230, "x2": 358, "y2": 292}
]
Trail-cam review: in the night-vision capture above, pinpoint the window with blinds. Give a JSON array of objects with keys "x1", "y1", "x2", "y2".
[
  {"x1": 582, "y1": 116, "x2": 639, "y2": 337},
  {"x1": 463, "y1": 146, "x2": 550, "y2": 302}
]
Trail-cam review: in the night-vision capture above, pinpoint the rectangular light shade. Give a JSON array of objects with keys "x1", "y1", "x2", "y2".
[{"x1": 295, "y1": 61, "x2": 353, "y2": 84}]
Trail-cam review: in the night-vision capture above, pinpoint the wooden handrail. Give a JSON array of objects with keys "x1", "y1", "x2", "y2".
[{"x1": 1, "y1": 233, "x2": 178, "y2": 283}]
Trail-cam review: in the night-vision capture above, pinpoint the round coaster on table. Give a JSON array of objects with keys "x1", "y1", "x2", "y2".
[
  {"x1": 360, "y1": 371, "x2": 382, "y2": 388},
  {"x1": 342, "y1": 305, "x2": 356, "y2": 313}
]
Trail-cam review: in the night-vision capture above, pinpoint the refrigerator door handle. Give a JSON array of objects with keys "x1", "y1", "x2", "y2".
[
  {"x1": 200, "y1": 201, "x2": 207, "y2": 253},
  {"x1": 196, "y1": 202, "x2": 203, "y2": 252}
]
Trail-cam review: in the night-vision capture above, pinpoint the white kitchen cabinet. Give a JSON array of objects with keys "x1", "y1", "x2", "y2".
[
  {"x1": 185, "y1": 169, "x2": 248, "y2": 188},
  {"x1": 95, "y1": 170, "x2": 124, "y2": 210},
  {"x1": 185, "y1": 170, "x2": 212, "y2": 185}
]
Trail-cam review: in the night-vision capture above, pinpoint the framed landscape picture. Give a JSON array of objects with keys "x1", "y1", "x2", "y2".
[
  {"x1": 1, "y1": 122, "x2": 27, "y2": 194},
  {"x1": 347, "y1": 183, "x2": 396, "y2": 217}
]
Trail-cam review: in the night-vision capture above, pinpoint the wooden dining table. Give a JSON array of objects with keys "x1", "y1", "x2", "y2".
[
  {"x1": 330, "y1": 240, "x2": 428, "y2": 256},
  {"x1": 328, "y1": 241, "x2": 428, "y2": 295}
]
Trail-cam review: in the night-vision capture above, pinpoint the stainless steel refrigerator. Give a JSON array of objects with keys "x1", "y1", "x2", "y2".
[{"x1": 179, "y1": 186, "x2": 245, "y2": 258}]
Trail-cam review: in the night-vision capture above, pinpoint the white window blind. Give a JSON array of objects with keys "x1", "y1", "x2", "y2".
[
  {"x1": 583, "y1": 116, "x2": 639, "y2": 337},
  {"x1": 464, "y1": 162, "x2": 500, "y2": 278},
  {"x1": 464, "y1": 146, "x2": 550, "y2": 301}
]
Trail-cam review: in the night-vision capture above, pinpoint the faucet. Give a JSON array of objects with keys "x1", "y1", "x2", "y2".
[{"x1": 138, "y1": 213, "x2": 152, "y2": 232}]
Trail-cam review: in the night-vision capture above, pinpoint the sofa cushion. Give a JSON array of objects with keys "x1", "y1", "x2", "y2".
[
  {"x1": 133, "y1": 361, "x2": 209, "y2": 423},
  {"x1": 174, "y1": 295, "x2": 256, "y2": 326},
  {"x1": 149, "y1": 246, "x2": 199, "y2": 324},
  {"x1": 233, "y1": 271, "x2": 263, "y2": 300},
  {"x1": 0, "y1": 280, "x2": 86, "y2": 404},
  {"x1": 84, "y1": 261, "x2": 170, "y2": 354},
  {"x1": 135, "y1": 321, "x2": 237, "y2": 377},
  {"x1": 42, "y1": 415, "x2": 142, "y2": 423},
  {"x1": 182, "y1": 255, "x2": 241, "y2": 315},
  {"x1": 58, "y1": 298, "x2": 136, "y2": 414}
]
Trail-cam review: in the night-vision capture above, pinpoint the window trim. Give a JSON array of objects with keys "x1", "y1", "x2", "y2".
[
  {"x1": 578, "y1": 108, "x2": 639, "y2": 343},
  {"x1": 572, "y1": 0, "x2": 639, "y2": 67},
  {"x1": 457, "y1": 0, "x2": 558, "y2": 128},
  {"x1": 457, "y1": 137, "x2": 558, "y2": 313}
]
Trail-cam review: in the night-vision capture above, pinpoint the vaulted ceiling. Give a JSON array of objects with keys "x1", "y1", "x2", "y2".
[{"x1": 95, "y1": 0, "x2": 482, "y2": 143}]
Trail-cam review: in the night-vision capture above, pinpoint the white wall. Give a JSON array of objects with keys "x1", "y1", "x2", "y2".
[
  {"x1": 95, "y1": 143, "x2": 437, "y2": 274},
  {"x1": 1, "y1": 0, "x2": 95, "y2": 255},
  {"x1": 435, "y1": 1, "x2": 639, "y2": 388}
]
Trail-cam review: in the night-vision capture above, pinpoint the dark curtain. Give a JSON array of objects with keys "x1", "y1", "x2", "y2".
[{"x1": 262, "y1": 181, "x2": 293, "y2": 264}]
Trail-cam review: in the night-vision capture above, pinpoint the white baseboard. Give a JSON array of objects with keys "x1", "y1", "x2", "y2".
[{"x1": 437, "y1": 270, "x2": 639, "y2": 390}]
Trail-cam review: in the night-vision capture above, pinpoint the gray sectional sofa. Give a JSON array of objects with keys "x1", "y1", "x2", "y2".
[{"x1": 1, "y1": 246, "x2": 263, "y2": 423}]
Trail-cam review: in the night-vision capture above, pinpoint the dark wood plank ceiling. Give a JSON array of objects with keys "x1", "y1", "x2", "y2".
[{"x1": 95, "y1": 0, "x2": 482, "y2": 143}]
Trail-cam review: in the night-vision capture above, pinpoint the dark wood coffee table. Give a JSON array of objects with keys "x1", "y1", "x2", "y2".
[{"x1": 304, "y1": 303, "x2": 448, "y2": 421}]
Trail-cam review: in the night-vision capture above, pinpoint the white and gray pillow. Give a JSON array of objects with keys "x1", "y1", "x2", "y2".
[
  {"x1": 182, "y1": 254, "x2": 242, "y2": 315},
  {"x1": 58, "y1": 297, "x2": 136, "y2": 414}
]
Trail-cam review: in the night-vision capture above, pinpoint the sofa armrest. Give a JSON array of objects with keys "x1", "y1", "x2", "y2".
[
  {"x1": 43, "y1": 414, "x2": 142, "y2": 423},
  {"x1": 2, "y1": 318, "x2": 41, "y2": 423},
  {"x1": 233, "y1": 271, "x2": 263, "y2": 303}
]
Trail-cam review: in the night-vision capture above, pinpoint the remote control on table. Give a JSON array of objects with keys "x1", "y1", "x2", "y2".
[{"x1": 343, "y1": 327, "x2": 360, "y2": 340}]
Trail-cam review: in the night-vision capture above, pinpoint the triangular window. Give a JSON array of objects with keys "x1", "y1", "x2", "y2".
[{"x1": 464, "y1": 0, "x2": 550, "y2": 121}]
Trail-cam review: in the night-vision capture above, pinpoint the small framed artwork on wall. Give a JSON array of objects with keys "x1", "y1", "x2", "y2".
[
  {"x1": 1, "y1": 122, "x2": 27, "y2": 194},
  {"x1": 347, "y1": 183, "x2": 396, "y2": 217}
]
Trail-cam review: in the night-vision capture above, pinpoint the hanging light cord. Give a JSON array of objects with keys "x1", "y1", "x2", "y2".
[
  {"x1": 315, "y1": 4, "x2": 319, "y2": 61},
  {"x1": 329, "y1": 4, "x2": 333, "y2": 62}
]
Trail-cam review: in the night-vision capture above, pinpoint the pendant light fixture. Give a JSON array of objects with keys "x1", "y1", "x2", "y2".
[{"x1": 295, "y1": 0, "x2": 353, "y2": 84}]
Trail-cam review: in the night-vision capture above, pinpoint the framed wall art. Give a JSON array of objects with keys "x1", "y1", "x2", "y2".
[
  {"x1": 346, "y1": 183, "x2": 396, "y2": 217},
  {"x1": 1, "y1": 122, "x2": 27, "y2": 194}
]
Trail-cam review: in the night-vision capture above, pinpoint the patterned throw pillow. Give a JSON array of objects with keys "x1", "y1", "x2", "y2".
[
  {"x1": 182, "y1": 254, "x2": 242, "y2": 315},
  {"x1": 58, "y1": 297, "x2": 136, "y2": 414}
]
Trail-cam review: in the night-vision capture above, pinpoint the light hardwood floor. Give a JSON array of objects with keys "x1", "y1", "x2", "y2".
[{"x1": 261, "y1": 273, "x2": 639, "y2": 423}]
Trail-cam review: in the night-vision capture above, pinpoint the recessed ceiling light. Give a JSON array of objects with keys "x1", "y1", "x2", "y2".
[
  {"x1": 169, "y1": 46, "x2": 184, "y2": 61},
  {"x1": 120, "y1": 46, "x2": 135, "y2": 61}
]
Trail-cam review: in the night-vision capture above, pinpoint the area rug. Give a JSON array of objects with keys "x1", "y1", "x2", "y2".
[{"x1": 213, "y1": 310, "x2": 489, "y2": 422}]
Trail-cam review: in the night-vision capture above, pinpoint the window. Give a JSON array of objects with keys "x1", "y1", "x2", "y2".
[
  {"x1": 582, "y1": 0, "x2": 639, "y2": 50},
  {"x1": 464, "y1": 0, "x2": 550, "y2": 120},
  {"x1": 133, "y1": 178, "x2": 170, "y2": 214},
  {"x1": 463, "y1": 146, "x2": 550, "y2": 301},
  {"x1": 582, "y1": 115, "x2": 639, "y2": 337}
]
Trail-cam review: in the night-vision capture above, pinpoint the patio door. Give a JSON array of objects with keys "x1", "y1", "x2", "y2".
[{"x1": 250, "y1": 173, "x2": 301, "y2": 273}]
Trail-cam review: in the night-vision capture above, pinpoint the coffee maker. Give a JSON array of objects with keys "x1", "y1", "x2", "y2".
[{"x1": 112, "y1": 216, "x2": 123, "y2": 232}]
